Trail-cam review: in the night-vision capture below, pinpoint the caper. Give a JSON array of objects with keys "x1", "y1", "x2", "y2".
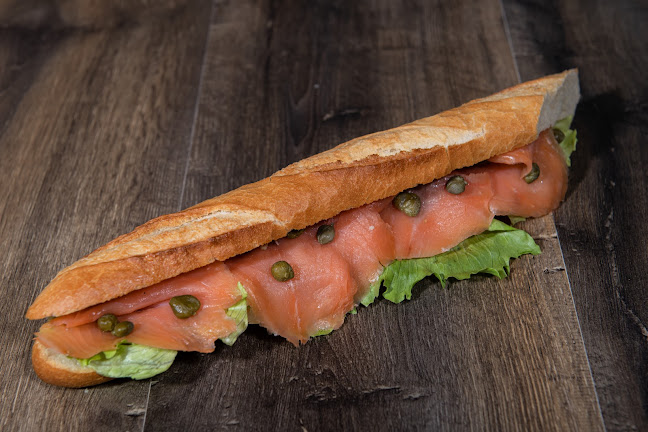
[
  {"x1": 169, "y1": 295, "x2": 201, "y2": 319},
  {"x1": 286, "y1": 229, "x2": 305, "y2": 239},
  {"x1": 392, "y1": 192, "x2": 421, "y2": 217},
  {"x1": 271, "y1": 261, "x2": 294, "y2": 282},
  {"x1": 524, "y1": 163, "x2": 540, "y2": 184},
  {"x1": 316, "y1": 224, "x2": 335, "y2": 244},
  {"x1": 111, "y1": 321, "x2": 134, "y2": 338},
  {"x1": 96, "y1": 314, "x2": 118, "y2": 332},
  {"x1": 552, "y1": 127, "x2": 565, "y2": 143},
  {"x1": 445, "y1": 175, "x2": 467, "y2": 194}
]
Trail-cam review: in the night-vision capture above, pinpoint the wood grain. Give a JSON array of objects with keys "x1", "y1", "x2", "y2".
[
  {"x1": 503, "y1": 0, "x2": 648, "y2": 430},
  {"x1": 141, "y1": 0, "x2": 602, "y2": 430},
  {"x1": 3, "y1": 0, "x2": 643, "y2": 430},
  {"x1": 0, "y1": 2, "x2": 210, "y2": 430},
  {"x1": 0, "y1": 0, "x2": 193, "y2": 29}
]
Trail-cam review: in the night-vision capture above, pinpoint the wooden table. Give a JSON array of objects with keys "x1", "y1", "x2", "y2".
[{"x1": 1, "y1": 1, "x2": 646, "y2": 430}]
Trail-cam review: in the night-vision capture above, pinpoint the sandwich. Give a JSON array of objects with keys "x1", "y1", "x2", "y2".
[{"x1": 26, "y1": 70, "x2": 580, "y2": 388}]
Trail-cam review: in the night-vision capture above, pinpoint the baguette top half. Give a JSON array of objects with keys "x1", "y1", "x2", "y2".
[{"x1": 26, "y1": 70, "x2": 579, "y2": 320}]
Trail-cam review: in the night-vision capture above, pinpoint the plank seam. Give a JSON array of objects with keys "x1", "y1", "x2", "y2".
[
  {"x1": 11, "y1": 375, "x2": 24, "y2": 414},
  {"x1": 499, "y1": 1, "x2": 605, "y2": 427},
  {"x1": 177, "y1": 2, "x2": 215, "y2": 212},
  {"x1": 141, "y1": 381, "x2": 152, "y2": 432},
  {"x1": 552, "y1": 217, "x2": 607, "y2": 429},
  {"x1": 497, "y1": 0, "x2": 521, "y2": 84},
  {"x1": 141, "y1": 2, "x2": 214, "y2": 431}
]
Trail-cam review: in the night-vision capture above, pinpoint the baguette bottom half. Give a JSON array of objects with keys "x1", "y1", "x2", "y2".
[{"x1": 32, "y1": 341, "x2": 112, "y2": 387}]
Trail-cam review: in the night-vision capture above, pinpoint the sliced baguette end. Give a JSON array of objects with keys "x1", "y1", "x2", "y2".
[{"x1": 32, "y1": 341, "x2": 112, "y2": 388}]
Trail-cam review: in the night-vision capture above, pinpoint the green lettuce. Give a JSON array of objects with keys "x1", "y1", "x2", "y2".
[
  {"x1": 508, "y1": 216, "x2": 526, "y2": 226},
  {"x1": 78, "y1": 341, "x2": 176, "y2": 380},
  {"x1": 363, "y1": 219, "x2": 540, "y2": 304},
  {"x1": 312, "y1": 328, "x2": 334, "y2": 337},
  {"x1": 554, "y1": 116, "x2": 577, "y2": 166},
  {"x1": 360, "y1": 277, "x2": 381, "y2": 307},
  {"x1": 220, "y1": 283, "x2": 249, "y2": 346}
]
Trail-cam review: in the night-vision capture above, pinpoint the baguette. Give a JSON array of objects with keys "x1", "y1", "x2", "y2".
[
  {"x1": 28, "y1": 70, "x2": 580, "y2": 387},
  {"x1": 32, "y1": 341, "x2": 111, "y2": 388}
]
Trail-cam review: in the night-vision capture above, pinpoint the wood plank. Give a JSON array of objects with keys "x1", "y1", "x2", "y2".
[
  {"x1": 0, "y1": 2, "x2": 210, "y2": 430},
  {"x1": 0, "y1": 0, "x2": 193, "y2": 29},
  {"x1": 502, "y1": 0, "x2": 648, "y2": 430},
  {"x1": 143, "y1": 1, "x2": 602, "y2": 430}
]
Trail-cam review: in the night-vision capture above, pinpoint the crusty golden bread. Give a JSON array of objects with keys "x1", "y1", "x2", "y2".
[
  {"x1": 26, "y1": 70, "x2": 579, "y2": 321},
  {"x1": 32, "y1": 341, "x2": 111, "y2": 387}
]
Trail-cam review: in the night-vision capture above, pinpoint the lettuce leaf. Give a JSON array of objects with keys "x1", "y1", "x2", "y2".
[
  {"x1": 312, "y1": 328, "x2": 334, "y2": 337},
  {"x1": 220, "y1": 283, "x2": 249, "y2": 346},
  {"x1": 508, "y1": 216, "x2": 526, "y2": 226},
  {"x1": 78, "y1": 341, "x2": 176, "y2": 380},
  {"x1": 365, "y1": 219, "x2": 540, "y2": 304},
  {"x1": 554, "y1": 116, "x2": 577, "y2": 166},
  {"x1": 360, "y1": 277, "x2": 381, "y2": 307}
]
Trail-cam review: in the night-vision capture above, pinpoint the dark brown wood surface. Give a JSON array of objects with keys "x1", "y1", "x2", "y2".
[
  {"x1": 502, "y1": 1, "x2": 648, "y2": 430},
  {"x1": 0, "y1": 1, "x2": 645, "y2": 430}
]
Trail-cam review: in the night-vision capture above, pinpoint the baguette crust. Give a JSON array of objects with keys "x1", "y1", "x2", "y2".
[
  {"x1": 27, "y1": 70, "x2": 579, "y2": 320},
  {"x1": 32, "y1": 341, "x2": 112, "y2": 387}
]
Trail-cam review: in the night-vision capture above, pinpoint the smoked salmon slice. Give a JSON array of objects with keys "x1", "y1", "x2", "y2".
[
  {"x1": 381, "y1": 172, "x2": 495, "y2": 259},
  {"x1": 487, "y1": 129, "x2": 568, "y2": 217},
  {"x1": 228, "y1": 229, "x2": 356, "y2": 345},
  {"x1": 37, "y1": 262, "x2": 243, "y2": 358},
  {"x1": 327, "y1": 200, "x2": 395, "y2": 301}
]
